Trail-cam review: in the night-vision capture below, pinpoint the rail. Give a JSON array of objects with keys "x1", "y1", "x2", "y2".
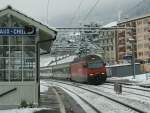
[{"x1": 50, "y1": 80, "x2": 147, "y2": 113}]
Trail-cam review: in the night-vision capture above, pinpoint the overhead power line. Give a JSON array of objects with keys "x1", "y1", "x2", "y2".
[
  {"x1": 83, "y1": 0, "x2": 100, "y2": 21},
  {"x1": 70, "y1": 0, "x2": 84, "y2": 26}
]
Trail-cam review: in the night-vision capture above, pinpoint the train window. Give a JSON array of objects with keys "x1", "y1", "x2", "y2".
[{"x1": 88, "y1": 62, "x2": 104, "y2": 68}]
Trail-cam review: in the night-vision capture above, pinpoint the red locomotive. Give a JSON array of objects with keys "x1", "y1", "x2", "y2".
[
  {"x1": 70, "y1": 55, "x2": 107, "y2": 84},
  {"x1": 49, "y1": 54, "x2": 107, "y2": 84}
]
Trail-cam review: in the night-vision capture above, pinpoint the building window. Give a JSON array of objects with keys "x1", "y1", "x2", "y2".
[
  {"x1": 144, "y1": 51, "x2": 150, "y2": 56},
  {"x1": 137, "y1": 43, "x2": 143, "y2": 48},
  {"x1": 144, "y1": 43, "x2": 149, "y2": 48},
  {"x1": 138, "y1": 52, "x2": 143, "y2": 57},
  {"x1": 0, "y1": 70, "x2": 9, "y2": 81},
  {"x1": 10, "y1": 37, "x2": 22, "y2": 45},
  {"x1": 137, "y1": 20, "x2": 142, "y2": 25},
  {"x1": 0, "y1": 35, "x2": 36, "y2": 82},
  {"x1": 0, "y1": 46, "x2": 9, "y2": 57},
  {"x1": 111, "y1": 47, "x2": 113, "y2": 51},
  {"x1": 0, "y1": 37, "x2": 9, "y2": 45}
]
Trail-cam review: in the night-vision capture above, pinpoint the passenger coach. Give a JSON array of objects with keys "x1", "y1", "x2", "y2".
[{"x1": 49, "y1": 54, "x2": 107, "y2": 84}]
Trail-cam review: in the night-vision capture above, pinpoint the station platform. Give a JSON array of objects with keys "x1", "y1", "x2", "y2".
[{"x1": 38, "y1": 86, "x2": 85, "y2": 113}]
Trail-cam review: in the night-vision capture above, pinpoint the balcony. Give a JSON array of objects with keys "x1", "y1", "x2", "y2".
[
  {"x1": 118, "y1": 32, "x2": 125, "y2": 37},
  {"x1": 118, "y1": 40, "x2": 125, "y2": 45},
  {"x1": 118, "y1": 47, "x2": 126, "y2": 52}
]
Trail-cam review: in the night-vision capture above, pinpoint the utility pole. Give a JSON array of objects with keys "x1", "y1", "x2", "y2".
[{"x1": 128, "y1": 38, "x2": 136, "y2": 79}]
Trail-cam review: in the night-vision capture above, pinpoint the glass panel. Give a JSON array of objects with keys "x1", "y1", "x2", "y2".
[
  {"x1": 23, "y1": 36, "x2": 35, "y2": 45},
  {"x1": 10, "y1": 37, "x2": 22, "y2": 45},
  {"x1": 88, "y1": 62, "x2": 104, "y2": 68},
  {"x1": 10, "y1": 46, "x2": 22, "y2": 57},
  {"x1": 0, "y1": 70, "x2": 9, "y2": 81},
  {"x1": 0, "y1": 58, "x2": 9, "y2": 69},
  {"x1": 10, "y1": 58, "x2": 22, "y2": 70},
  {"x1": 0, "y1": 37, "x2": 9, "y2": 45},
  {"x1": 23, "y1": 58, "x2": 35, "y2": 69},
  {"x1": 10, "y1": 70, "x2": 22, "y2": 81},
  {"x1": 0, "y1": 46, "x2": 9, "y2": 57},
  {"x1": 23, "y1": 46, "x2": 35, "y2": 57},
  {"x1": 23, "y1": 70, "x2": 35, "y2": 81}
]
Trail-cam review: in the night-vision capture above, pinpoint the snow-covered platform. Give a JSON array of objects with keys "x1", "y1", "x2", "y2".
[
  {"x1": 40, "y1": 81, "x2": 86, "y2": 113},
  {"x1": 107, "y1": 73, "x2": 150, "y2": 87}
]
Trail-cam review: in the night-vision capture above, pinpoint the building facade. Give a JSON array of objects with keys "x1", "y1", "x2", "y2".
[
  {"x1": 117, "y1": 21, "x2": 136, "y2": 63},
  {"x1": 117, "y1": 15, "x2": 150, "y2": 72},
  {"x1": 92, "y1": 29, "x2": 117, "y2": 64}
]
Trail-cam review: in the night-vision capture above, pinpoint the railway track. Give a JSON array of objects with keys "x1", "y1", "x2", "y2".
[
  {"x1": 45, "y1": 80, "x2": 148, "y2": 113},
  {"x1": 97, "y1": 84, "x2": 150, "y2": 98},
  {"x1": 58, "y1": 85, "x2": 102, "y2": 113},
  {"x1": 104, "y1": 83, "x2": 150, "y2": 92},
  {"x1": 104, "y1": 86, "x2": 150, "y2": 98},
  {"x1": 41, "y1": 82, "x2": 102, "y2": 113}
]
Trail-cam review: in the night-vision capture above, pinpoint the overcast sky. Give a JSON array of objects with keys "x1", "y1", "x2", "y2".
[{"x1": 0, "y1": 0, "x2": 141, "y2": 27}]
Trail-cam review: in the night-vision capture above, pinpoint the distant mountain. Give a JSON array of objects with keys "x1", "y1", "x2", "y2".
[{"x1": 122, "y1": 0, "x2": 150, "y2": 20}]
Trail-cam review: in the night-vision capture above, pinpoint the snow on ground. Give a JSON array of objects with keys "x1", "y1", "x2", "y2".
[
  {"x1": 0, "y1": 108, "x2": 50, "y2": 113},
  {"x1": 44, "y1": 80, "x2": 150, "y2": 113},
  {"x1": 108, "y1": 73, "x2": 150, "y2": 85},
  {"x1": 123, "y1": 73, "x2": 150, "y2": 83},
  {"x1": 40, "y1": 85, "x2": 49, "y2": 92},
  {"x1": 40, "y1": 54, "x2": 76, "y2": 67},
  {"x1": 40, "y1": 81, "x2": 49, "y2": 92},
  {"x1": 50, "y1": 55, "x2": 76, "y2": 66},
  {"x1": 40, "y1": 55, "x2": 55, "y2": 67}
]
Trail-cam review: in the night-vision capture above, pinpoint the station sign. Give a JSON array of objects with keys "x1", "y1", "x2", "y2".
[{"x1": 0, "y1": 27, "x2": 36, "y2": 36}]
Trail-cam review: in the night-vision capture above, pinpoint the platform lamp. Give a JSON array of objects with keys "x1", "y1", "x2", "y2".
[{"x1": 128, "y1": 38, "x2": 136, "y2": 79}]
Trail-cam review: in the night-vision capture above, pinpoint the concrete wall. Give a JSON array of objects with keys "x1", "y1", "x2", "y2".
[
  {"x1": 107, "y1": 64, "x2": 142, "y2": 77},
  {"x1": 0, "y1": 82, "x2": 38, "y2": 107}
]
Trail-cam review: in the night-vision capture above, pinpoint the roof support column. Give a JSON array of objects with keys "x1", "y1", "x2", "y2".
[{"x1": 35, "y1": 28, "x2": 40, "y2": 106}]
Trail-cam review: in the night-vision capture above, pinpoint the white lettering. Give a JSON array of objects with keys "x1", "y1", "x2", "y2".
[
  {"x1": 0, "y1": 29, "x2": 10, "y2": 35},
  {"x1": 13, "y1": 29, "x2": 26, "y2": 35}
]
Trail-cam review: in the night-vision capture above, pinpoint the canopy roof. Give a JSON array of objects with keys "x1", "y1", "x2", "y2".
[{"x1": 0, "y1": 6, "x2": 57, "y2": 51}]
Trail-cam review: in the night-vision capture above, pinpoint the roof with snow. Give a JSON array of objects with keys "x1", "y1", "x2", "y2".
[
  {"x1": 40, "y1": 56, "x2": 55, "y2": 67},
  {"x1": 119, "y1": 13, "x2": 150, "y2": 24},
  {"x1": 103, "y1": 21, "x2": 117, "y2": 28},
  {"x1": 50, "y1": 55, "x2": 77, "y2": 66}
]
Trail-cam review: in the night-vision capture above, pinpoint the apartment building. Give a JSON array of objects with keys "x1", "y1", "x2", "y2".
[
  {"x1": 117, "y1": 15, "x2": 150, "y2": 72},
  {"x1": 117, "y1": 21, "x2": 136, "y2": 62},
  {"x1": 92, "y1": 29, "x2": 117, "y2": 64}
]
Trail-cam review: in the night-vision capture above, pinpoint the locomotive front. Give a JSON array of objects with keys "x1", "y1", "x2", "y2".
[
  {"x1": 70, "y1": 54, "x2": 107, "y2": 84},
  {"x1": 85, "y1": 55, "x2": 107, "y2": 84}
]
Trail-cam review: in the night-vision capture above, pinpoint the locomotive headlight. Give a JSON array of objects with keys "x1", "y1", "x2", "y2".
[
  {"x1": 89, "y1": 74, "x2": 94, "y2": 76},
  {"x1": 101, "y1": 73, "x2": 105, "y2": 75}
]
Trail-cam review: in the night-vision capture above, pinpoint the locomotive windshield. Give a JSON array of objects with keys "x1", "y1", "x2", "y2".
[{"x1": 88, "y1": 61, "x2": 104, "y2": 68}]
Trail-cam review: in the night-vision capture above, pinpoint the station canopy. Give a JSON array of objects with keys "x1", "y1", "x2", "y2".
[{"x1": 0, "y1": 6, "x2": 57, "y2": 52}]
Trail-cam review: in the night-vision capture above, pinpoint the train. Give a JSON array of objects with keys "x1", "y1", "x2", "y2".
[{"x1": 41, "y1": 54, "x2": 107, "y2": 84}]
